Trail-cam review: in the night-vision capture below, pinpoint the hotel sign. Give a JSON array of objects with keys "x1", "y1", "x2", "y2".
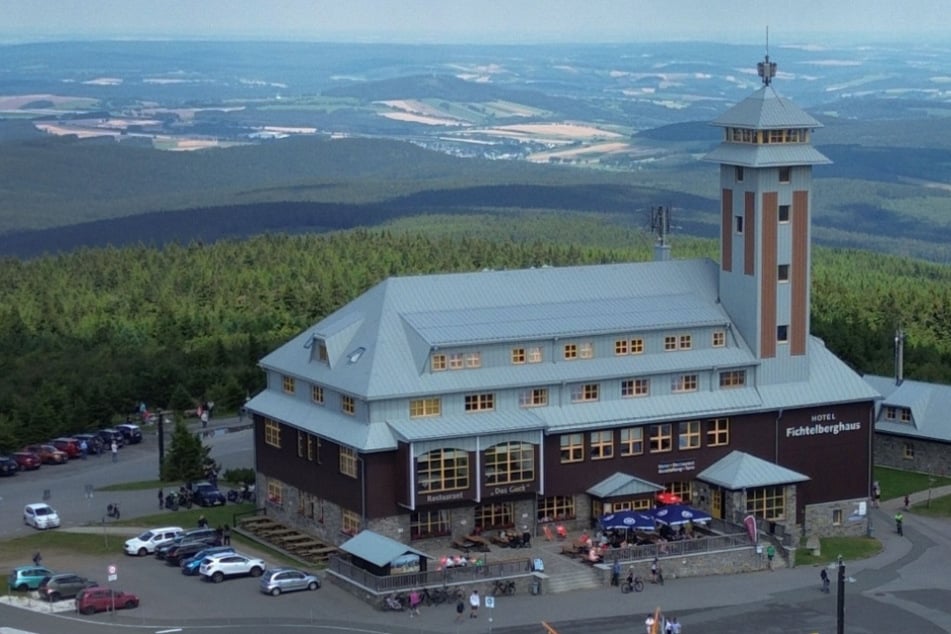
[
  {"x1": 786, "y1": 412, "x2": 861, "y2": 438},
  {"x1": 482, "y1": 482, "x2": 537, "y2": 498},
  {"x1": 658, "y1": 459, "x2": 696, "y2": 475}
]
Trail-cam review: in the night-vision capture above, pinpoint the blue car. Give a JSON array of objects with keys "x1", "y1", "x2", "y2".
[{"x1": 180, "y1": 546, "x2": 234, "y2": 575}]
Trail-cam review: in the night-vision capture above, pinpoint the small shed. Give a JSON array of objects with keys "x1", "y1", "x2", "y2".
[{"x1": 339, "y1": 530, "x2": 433, "y2": 576}]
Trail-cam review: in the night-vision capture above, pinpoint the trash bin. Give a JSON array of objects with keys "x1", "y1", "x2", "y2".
[{"x1": 531, "y1": 576, "x2": 541, "y2": 595}]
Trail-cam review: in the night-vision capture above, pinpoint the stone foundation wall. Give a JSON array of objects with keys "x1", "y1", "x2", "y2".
[
  {"x1": 592, "y1": 545, "x2": 770, "y2": 584},
  {"x1": 875, "y1": 434, "x2": 951, "y2": 476},
  {"x1": 804, "y1": 499, "x2": 869, "y2": 538}
]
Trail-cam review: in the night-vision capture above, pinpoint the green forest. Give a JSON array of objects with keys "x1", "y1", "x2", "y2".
[{"x1": 1, "y1": 215, "x2": 949, "y2": 452}]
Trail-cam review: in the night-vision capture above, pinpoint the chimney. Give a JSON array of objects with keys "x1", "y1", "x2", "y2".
[{"x1": 894, "y1": 328, "x2": 905, "y2": 386}]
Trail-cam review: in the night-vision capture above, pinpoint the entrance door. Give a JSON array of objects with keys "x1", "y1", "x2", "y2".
[{"x1": 711, "y1": 488, "x2": 723, "y2": 519}]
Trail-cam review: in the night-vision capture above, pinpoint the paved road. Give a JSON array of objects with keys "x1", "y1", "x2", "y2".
[{"x1": 3, "y1": 435, "x2": 951, "y2": 634}]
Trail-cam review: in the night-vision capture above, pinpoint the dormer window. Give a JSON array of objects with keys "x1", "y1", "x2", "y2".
[{"x1": 317, "y1": 342, "x2": 329, "y2": 363}]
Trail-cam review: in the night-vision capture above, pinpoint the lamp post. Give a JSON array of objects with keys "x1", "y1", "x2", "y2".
[{"x1": 836, "y1": 555, "x2": 845, "y2": 634}]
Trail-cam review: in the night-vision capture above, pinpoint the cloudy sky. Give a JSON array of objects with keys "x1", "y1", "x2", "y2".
[{"x1": 4, "y1": 0, "x2": 948, "y2": 43}]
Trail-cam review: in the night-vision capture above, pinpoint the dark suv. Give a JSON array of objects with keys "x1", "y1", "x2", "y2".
[
  {"x1": 155, "y1": 528, "x2": 220, "y2": 560},
  {"x1": 0, "y1": 455, "x2": 18, "y2": 476},
  {"x1": 96, "y1": 428, "x2": 125, "y2": 449},
  {"x1": 193, "y1": 481, "x2": 227, "y2": 507},
  {"x1": 38, "y1": 573, "x2": 98, "y2": 601},
  {"x1": 116, "y1": 423, "x2": 143, "y2": 444}
]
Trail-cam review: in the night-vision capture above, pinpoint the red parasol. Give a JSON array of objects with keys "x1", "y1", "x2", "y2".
[{"x1": 655, "y1": 492, "x2": 682, "y2": 505}]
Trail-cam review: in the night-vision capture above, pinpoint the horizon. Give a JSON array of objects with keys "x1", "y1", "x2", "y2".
[{"x1": 4, "y1": 0, "x2": 950, "y2": 46}]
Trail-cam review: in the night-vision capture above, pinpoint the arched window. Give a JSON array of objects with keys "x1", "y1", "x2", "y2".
[
  {"x1": 417, "y1": 449, "x2": 469, "y2": 492},
  {"x1": 484, "y1": 442, "x2": 534, "y2": 485}
]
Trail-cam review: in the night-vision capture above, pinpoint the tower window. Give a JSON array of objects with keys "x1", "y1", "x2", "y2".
[
  {"x1": 778, "y1": 264, "x2": 790, "y2": 282},
  {"x1": 779, "y1": 167, "x2": 791, "y2": 183},
  {"x1": 735, "y1": 166, "x2": 744, "y2": 182},
  {"x1": 735, "y1": 216, "x2": 744, "y2": 234},
  {"x1": 778, "y1": 205, "x2": 790, "y2": 222},
  {"x1": 777, "y1": 325, "x2": 789, "y2": 343}
]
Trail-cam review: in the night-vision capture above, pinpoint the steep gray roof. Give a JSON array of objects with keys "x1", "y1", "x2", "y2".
[
  {"x1": 698, "y1": 450, "x2": 810, "y2": 489},
  {"x1": 710, "y1": 86, "x2": 822, "y2": 129},
  {"x1": 339, "y1": 530, "x2": 432, "y2": 566},
  {"x1": 864, "y1": 374, "x2": 951, "y2": 442},
  {"x1": 587, "y1": 472, "x2": 664, "y2": 498}
]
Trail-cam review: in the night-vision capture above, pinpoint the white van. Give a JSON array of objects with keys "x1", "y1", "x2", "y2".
[{"x1": 124, "y1": 526, "x2": 183, "y2": 556}]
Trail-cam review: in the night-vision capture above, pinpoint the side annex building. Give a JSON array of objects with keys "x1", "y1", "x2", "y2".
[{"x1": 246, "y1": 57, "x2": 879, "y2": 548}]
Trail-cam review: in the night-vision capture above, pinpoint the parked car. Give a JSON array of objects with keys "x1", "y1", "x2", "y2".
[
  {"x1": 11, "y1": 451, "x2": 41, "y2": 470},
  {"x1": 38, "y1": 573, "x2": 98, "y2": 601},
  {"x1": 50, "y1": 437, "x2": 81, "y2": 459},
  {"x1": 75, "y1": 587, "x2": 139, "y2": 614},
  {"x1": 180, "y1": 546, "x2": 234, "y2": 576},
  {"x1": 96, "y1": 428, "x2": 125, "y2": 449},
  {"x1": 155, "y1": 527, "x2": 220, "y2": 559},
  {"x1": 23, "y1": 503, "x2": 60, "y2": 530},
  {"x1": 193, "y1": 481, "x2": 227, "y2": 507},
  {"x1": 199, "y1": 552, "x2": 266, "y2": 583},
  {"x1": 0, "y1": 455, "x2": 18, "y2": 476},
  {"x1": 124, "y1": 526, "x2": 183, "y2": 556},
  {"x1": 22, "y1": 444, "x2": 68, "y2": 465},
  {"x1": 115, "y1": 423, "x2": 143, "y2": 444},
  {"x1": 259, "y1": 568, "x2": 320, "y2": 596},
  {"x1": 8, "y1": 565, "x2": 55, "y2": 592},
  {"x1": 73, "y1": 433, "x2": 103, "y2": 455},
  {"x1": 162, "y1": 540, "x2": 221, "y2": 566}
]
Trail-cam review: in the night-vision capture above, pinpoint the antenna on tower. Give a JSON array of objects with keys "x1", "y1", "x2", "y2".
[
  {"x1": 650, "y1": 205, "x2": 672, "y2": 261},
  {"x1": 757, "y1": 26, "x2": 777, "y2": 86}
]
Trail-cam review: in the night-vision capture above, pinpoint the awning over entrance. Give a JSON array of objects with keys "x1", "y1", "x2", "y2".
[
  {"x1": 697, "y1": 450, "x2": 810, "y2": 490},
  {"x1": 339, "y1": 530, "x2": 432, "y2": 568},
  {"x1": 586, "y1": 472, "x2": 665, "y2": 498}
]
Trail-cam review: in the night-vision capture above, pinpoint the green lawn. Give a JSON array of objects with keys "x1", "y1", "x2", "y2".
[
  {"x1": 873, "y1": 466, "x2": 951, "y2": 515},
  {"x1": 796, "y1": 536, "x2": 882, "y2": 567}
]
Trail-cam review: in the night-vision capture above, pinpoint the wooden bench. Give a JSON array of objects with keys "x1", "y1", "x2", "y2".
[
  {"x1": 466, "y1": 534, "x2": 491, "y2": 552},
  {"x1": 451, "y1": 536, "x2": 476, "y2": 552}
]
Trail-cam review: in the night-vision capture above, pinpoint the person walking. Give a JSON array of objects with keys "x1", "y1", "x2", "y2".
[
  {"x1": 904, "y1": 494, "x2": 910, "y2": 510},
  {"x1": 158, "y1": 489, "x2": 164, "y2": 510},
  {"x1": 611, "y1": 558, "x2": 621, "y2": 586},
  {"x1": 820, "y1": 568, "x2": 830, "y2": 593},
  {"x1": 455, "y1": 599, "x2": 465, "y2": 622},
  {"x1": 32, "y1": 551, "x2": 42, "y2": 566},
  {"x1": 79, "y1": 439, "x2": 88, "y2": 460},
  {"x1": 408, "y1": 589, "x2": 421, "y2": 616},
  {"x1": 766, "y1": 544, "x2": 776, "y2": 570},
  {"x1": 468, "y1": 589, "x2": 480, "y2": 618},
  {"x1": 110, "y1": 440, "x2": 118, "y2": 462},
  {"x1": 895, "y1": 511, "x2": 904, "y2": 536},
  {"x1": 222, "y1": 524, "x2": 231, "y2": 545}
]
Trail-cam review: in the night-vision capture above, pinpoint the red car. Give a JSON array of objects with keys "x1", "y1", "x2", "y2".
[
  {"x1": 50, "y1": 438, "x2": 81, "y2": 459},
  {"x1": 12, "y1": 451, "x2": 41, "y2": 470},
  {"x1": 22, "y1": 445, "x2": 67, "y2": 465},
  {"x1": 75, "y1": 587, "x2": 139, "y2": 614}
]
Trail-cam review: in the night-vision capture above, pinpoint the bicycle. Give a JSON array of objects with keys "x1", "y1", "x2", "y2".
[
  {"x1": 491, "y1": 579, "x2": 516, "y2": 596},
  {"x1": 621, "y1": 575, "x2": 645, "y2": 593}
]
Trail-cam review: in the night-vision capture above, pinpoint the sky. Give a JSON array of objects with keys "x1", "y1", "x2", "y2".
[{"x1": 4, "y1": 0, "x2": 950, "y2": 44}]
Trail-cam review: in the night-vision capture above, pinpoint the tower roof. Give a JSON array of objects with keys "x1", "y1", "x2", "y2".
[{"x1": 711, "y1": 85, "x2": 822, "y2": 130}]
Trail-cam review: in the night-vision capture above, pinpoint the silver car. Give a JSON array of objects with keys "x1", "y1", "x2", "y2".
[{"x1": 259, "y1": 568, "x2": 320, "y2": 596}]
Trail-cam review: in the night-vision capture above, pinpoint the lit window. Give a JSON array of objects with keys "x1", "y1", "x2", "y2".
[
  {"x1": 339, "y1": 446, "x2": 358, "y2": 478},
  {"x1": 747, "y1": 486, "x2": 785, "y2": 520},
  {"x1": 779, "y1": 166, "x2": 791, "y2": 183},
  {"x1": 409, "y1": 398, "x2": 441, "y2": 418},
  {"x1": 778, "y1": 264, "x2": 790, "y2": 282},
  {"x1": 282, "y1": 375, "x2": 295, "y2": 394},
  {"x1": 631, "y1": 338, "x2": 644, "y2": 354},
  {"x1": 777, "y1": 325, "x2": 789, "y2": 343},
  {"x1": 564, "y1": 344, "x2": 578, "y2": 360},
  {"x1": 570, "y1": 383, "x2": 599, "y2": 403},
  {"x1": 620, "y1": 427, "x2": 644, "y2": 456},
  {"x1": 264, "y1": 419, "x2": 281, "y2": 448},
  {"x1": 311, "y1": 385, "x2": 324, "y2": 404},
  {"x1": 417, "y1": 448, "x2": 469, "y2": 492},
  {"x1": 341, "y1": 508, "x2": 361, "y2": 535},
  {"x1": 706, "y1": 418, "x2": 730, "y2": 446},
  {"x1": 465, "y1": 352, "x2": 481, "y2": 368},
  {"x1": 664, "y1": 336, "x2": 677, "y2": 351},
  {"x1": 649, "y1": 424, "x2": 672, "y2": 453},
  {"x1": 518, "y1": 388, "x2": 549, "y2": 408},
  {"x1": 779, "y1": 205, "x2": 790, "y2": 223},
  {"x1": 448, "y1": 353, "x2": 464, "y2": 370},
  {"x1": 589, "y1": 431, "x2": 614, "y2": 460},
  {"x1": 512, "y1": 348, "x2": 526, "y2": 364},
  {"x1": 615, "y1": 339, "x2": 629, "y2": 355},
  {"x1": 341, "y1": 395, "x2": 355, "y2": 415},
  {"x1": 713, "y1": 330, "x2": 726, "y2": 347},
  {"x1": 672, "y1": 374, "x2": 698, "y2": 393},
  {"x1": 678, "y1": 421, "x2": 701, "y2": 450},
  {"x1": 621, "y1": 378, "x2": 649, "y2": 398},
  {"x1": 484, "y1": 442, "x2": 534, "y2": 485},
  {"x1": 464, "y1": 393, "x2": 494, "y2": 412},
  {"x1": 719, "y1": 370, "x2": 746, "y2": 388},
  {"x1": 527, "y1": 346, "x2": 543, "y2": 363},
  {"x1": 579, "y1": 342, "x2": 594, "y2": 359},
  {"x1": 431, "y1": 353, "x2": 447, "y2": 371},
  {"x1": 560, "y1": 433, "x2": 584, "y2": 463},
  {"x1": 678, "y1": 334, "x2": 692, "y2": 350}
]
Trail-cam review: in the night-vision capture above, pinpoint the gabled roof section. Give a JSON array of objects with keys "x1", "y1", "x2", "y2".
[
  {"x1": 710, "y1": 86, "x2": 822, "y2": 129},
  {"x1": 587, "y1": 472, "x2": 664, "y2": 498},
  {"x1": 313, "y1": 311, "x2": 365, "y2": 369},
  {"x1": 698, "y1": 450, "x2": 809, "y2": 490},
  {"x1": 865, "y1": 374, "x2": 951, "y2": 442},
  {"x1": 339, "y1": 530, "x2": 432, "y2": 567}
]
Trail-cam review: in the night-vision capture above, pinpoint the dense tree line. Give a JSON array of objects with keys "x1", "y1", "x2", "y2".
[{"x1": 0, "y1": 221, "x2": 948, "y2": 451}]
